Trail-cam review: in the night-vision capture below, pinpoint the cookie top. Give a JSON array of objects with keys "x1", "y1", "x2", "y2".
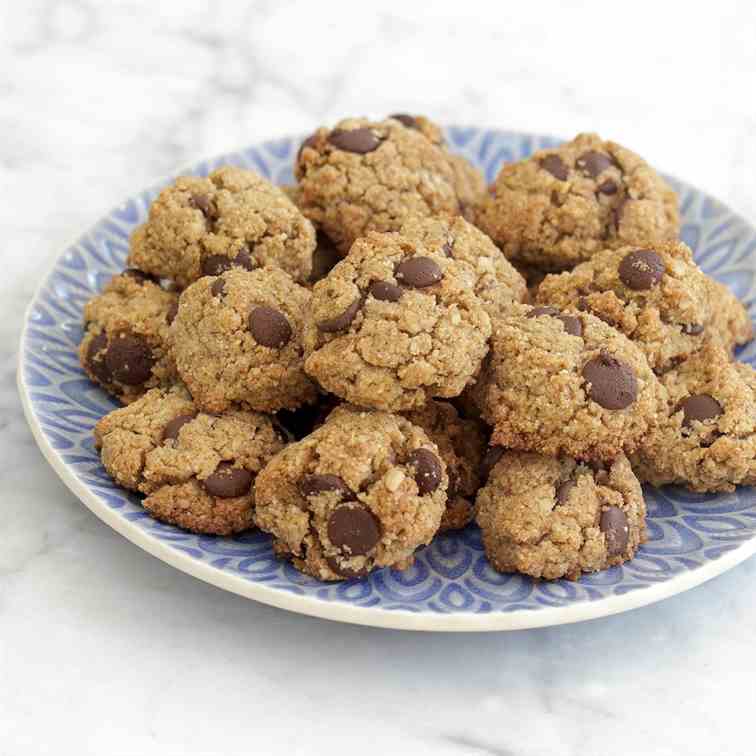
[
  {"x1": 707, "y1": 277, "x2": 753, "y2": 354},
  {"x1": 170, "y1": 267, "x2": 318, "y2": 413},
  {"x1": 476, "y1": 451, "x2": 646, "y2": 580},
  {"x1": 630, "y1": 339, "x2": 756, "y2": 492},
  {"x1": 253, "y1": 405, "x2": 448, "y2": 580},
  {"x1": 536, "y1": 242, "x2": 714, "y2": 371},
  {"x1": 294, "y1": 117, "x2": 465, "y2": 254},
  {"x1": 405, "y1": 399, "x2": 487, "y2": 531},
  {"x1": 472, "y1": 303, "x2": 665, "y2": 460},
  {"x1": 399, "y1": 215, "x2": 527, "y2": 319},
  {"x1": 94, "y1": 385, "x2": 284, "y2": 534},
  {"x1": 128, "y1": 166, "x2": 316, "y2": 287},
  {"x1": 474, "y1": 132, "x2": 679, "y2": 271},
  {"x1": 79, "y1": 270, "x2": 178, "y2": 403},
  {"x1": 303, "y1": 228, "x2": 492, "y2": 411}
]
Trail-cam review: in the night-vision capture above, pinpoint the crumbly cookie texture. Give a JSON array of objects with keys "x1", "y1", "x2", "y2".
[
  {"x1": 474, "y1": 132, "x2": 679, "y2": 271},
  {"x1": 128, "y1": 166, "x2": 316, "y2": 287},
  {"x1": 405, "y1": 400, "x2": 487, "y2": 531},
  {"x1": 476, "y1": 451, "x2": 646, "y2": 580},
  {"x1": 170, "y1": 267, "x2": 318, "y2": 413},
  {"x1": 303, "y1": 229, "x2": 492, "y2": 411},
  {"x1": 79, "y1": 271, "x2": 178, "y2": 403},
  {"x1": 254, "y1": 405, "x2": 448, "y2": 580},
  {"x1": 399, "y1": 215, "x2": 527, "y2": 319},
  {"x1": 707, "y1": 278, "x2": 753, "y2": 354},
  {"x1": 630, "y1": 339, "x2": 756, "y2": 492},
  {"x1": 294, "y1": 117, "x2": 468, "y2": 255},
  {"x1": 94, "y1": 385, "x2": 284, "y2": 534},
  {"x1": 536, "y1": 242, "x2": 718, "y2": 372},
  {"x1": 472, "y1": 303, "x2": 665, "y2": 461}
]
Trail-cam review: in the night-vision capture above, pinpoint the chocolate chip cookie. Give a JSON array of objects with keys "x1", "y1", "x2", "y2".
[
  {"x1": 405, "y1": 400, "x2": 487, "y2": 531},
  {"x1": 474, "y1": 132, "x2": 679, "y2": 271},
  {"x1": 128, "y1": 166, "x2": 316, "y2": 288},
  {"x1": 79, "y1": 270, "x2": 178, "y2": 403},
  {"x1": 170, "y1": 267, "x2": 318, "y2": 413},
  {"x1": 94, "y1": 385, "x2": 284, "y2": 534},
  {"x1": 472, "y1": 303, "x2": 665, "y2": 460},
  {"x1": 630, "y1": 339, "x2": 756, "y2": 492},
  {"x1": 254, "y1": 405, "x2": 448, "y2": 580},
  {"x1": 476, "y1": 450, "x2": 646, "y2": 580},
  {"x1": 707, "y1": 278, "x2": 753, "y2": 354},
  {"x1": 303, "y1": 228, "x2": 492, "y2": 411}
]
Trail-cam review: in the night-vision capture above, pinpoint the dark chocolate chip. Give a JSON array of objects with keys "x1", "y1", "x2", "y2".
[
  {"x1": 326, "y1": 555, "x2": 370, "y2": 579},
  {"x1": 389, "y1": 113, "x2": 417, "y2": 128},
  {"x1": 201, "y1": 255, "x2": 233, "y2": 277},
  {"x1": 395, "y1": 256, "x2": 443, "y2": 288},
  {"x1": 190, "y1": 194, "x2": 217, "y2": 219},
  {"x1": 582, "y1": 351, "x2": 638, "y2": 410},
  {"x1": 678, "y1": 394, "x2": 723, "y2": 429},
  {"x1": 233, "y1": 248, "x2": 255, "y2": 271},
  {"x1": 105, "y1": 334, "x2": 155, "y2": 385},
  {"x1": 681, "y1": 323, "x2": 704, "y2": 336},
  {"x1": 317, "y1": 296, "x2": 362, "y2": 332},
  {"x1": 539, "y1": 154, "x2": 568, "y2": 181},
  {"x1": 162, "y1": 413, "x2": 196, "y2": 442},
  {"x1": 368, "y1": 280, "x2": 403, "y2": 302},
  {"x1": 598, "y1": 179, "x2": 618, "y2": 195},
  {"x1": 576, "y1": 150, "x2": 612, "y2": 178},
  {"x1": 299, "y1": 474, "x2": 354, "y2": 501},
  {"x1": 210, "y1": 278, "x2": 226, "y2": 298},
  {"x1": 481, "y1": 446, "x2": 505, "y2": 481},
  {"x1": 327, "y1": 504, "x2": 381, "y2": 556},
  {"x1": 165, "y1": 300, "x2": 179, "y2": 325},
  {"x1": 600, "y1": 506, "x2": 629, "y2": 557},
  {"x1": 555, "y1": 479, "x2": 576, "y2": 506},
  {"x1": 618, "y1": 249, "x2": 665, "y2": 290},
  {"x1": 86, "y1": 332, "x2": 112, "y2": 383},
  {"x1": 297, "y1": 132, "x2": 319, "y2": 160},
  {"x1": 328, "y1": 128, "x2": 382, "y2": 154},
  {"x1": 202, "y1": 462, "x2": 253, "y2": 498},
  {"x1": 123, "y1": 268, "x2": 159, "y2": 284},
  {"x1": 527, "y1": 306, "x2": 582, "y2": 337},
  {"x1": 248, "y1": 306, "x2": 292, "y2": 348},
  {"x1": 407, "y1": 448, "x2": 443, "y2": 495}
]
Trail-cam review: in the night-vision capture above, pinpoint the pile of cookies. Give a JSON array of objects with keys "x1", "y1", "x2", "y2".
[{"x1": 82, "y1": 115, "x2": 755, "y2": 583}]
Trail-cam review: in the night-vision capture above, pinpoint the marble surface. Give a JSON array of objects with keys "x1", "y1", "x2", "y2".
[{"x1": 2, "y1": 2, "x2": 756, "y2": 754}]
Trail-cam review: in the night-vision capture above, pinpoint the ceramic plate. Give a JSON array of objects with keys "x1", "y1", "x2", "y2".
[{"x1": 17, "y1": 127, "x2": 756, "y2": 631}]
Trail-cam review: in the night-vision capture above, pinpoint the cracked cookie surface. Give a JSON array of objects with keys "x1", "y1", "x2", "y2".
[
  {"x1": 474, "y1": 132, "x2": 679, "y2": 271},
  {"x1": 128, "y1": 166, "x2": 316, "y2": 287},
  {"x1": 170, "y1": 267, "x2": 317, "y2": 413},
  {"x1": 303, "y1": 228, "x2": 492, "y2": 411},
  {"x1": 471, "y1": 303, "x2": 665, "y2": 460},
  {"x1": 94, "y1": 385, "x2": 284, "y2": 534},
  {"x1": 476, "y1": 451, "x2": 646, "y2": 580},
  {"x1": 79, "y1": 271, "x2": 178, "y2": 404},
  {"x1": 254, "y1": 405, "x2": 448, "y2": 580}
]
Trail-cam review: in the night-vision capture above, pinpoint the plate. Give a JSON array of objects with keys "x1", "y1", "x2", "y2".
[{"x1": 17, "y1": 127, "x2": 756, "y2": 631}]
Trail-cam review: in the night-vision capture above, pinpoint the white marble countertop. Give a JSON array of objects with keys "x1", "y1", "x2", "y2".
[{"x1": 3, "y1": 2, "x2": 756, "y2": 754}]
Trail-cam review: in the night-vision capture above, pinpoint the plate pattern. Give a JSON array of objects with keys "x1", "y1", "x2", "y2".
[{"x1": 20, "y1": 128, "x2": 756, "y2": 616}]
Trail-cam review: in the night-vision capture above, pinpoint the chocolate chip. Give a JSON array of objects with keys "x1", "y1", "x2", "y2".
[
  {"x1": 598, "y1": 179, "x2": 618, "y2": 195},
  {"x1": 233, "y1": 248, "x2": 255, "y2": 271},
  {"x1": 165, "y1": 300, "x2": 179, "y2": 325},
  {"x1": 326, "y1": 555, "x2": 370, "y2": 579},
  {"x1": 582, "y1": 352, "x2": 638, "y2": 410},
  {"x1": 528, "y1": 305, "x2": 560, "y2": 319},
  {"x1": 297, "y1": 133, "x2": 319, "y2": 159},
  {"x1": 678, "y1": 394, "x2": 723, "y2": 429},
  {"x1": 600, "y1": 506, "x2": 629, "y2": 557},
  {"x1": 190, "y1": 194, "x2": 217, "y2": 219},
  {"x1": 123, "y1": 268, "x2": 158, "y2": 284},
  {"x1": 527, "y1": 306, "x2": 583, "y2": 337},
  {"x1": 481, "y1": 446, "x2": 505, "y2": 481},
  {"x1": 407, "y1": 448, "x2": 443, "y2": 494},
  {"x1": 202, "y1": 462, "x2": 253, "y2": 498},
  {"x1": 249, "y1": 306, "x2": 292, "y2": 348},
  {"x1": 162, "y1": 413, "x2": 196, "y2": 442},
  {"x1": 390, "y1": 113, "x2": 417, "y2": 128},
  {"x1": 555, "y1": 479, "x2": 575, "y2": 506},
  {"x1": 317, "y1": 296, "x2": 362, "y2": 332},
  {"x1": 327, "y1": 504, "x2": 381, "y2": 556},
  {"x1": 576, "y1": 150, "x2": 612, "y2": 178},
  {"x1": 442, "y1": 240, "x2": 454, "y2": 258},
  {"x1": 328, "y1": 128, "x2": 382, "y2": 154},
  {"x1": 210, "y1": 278, "x2": 226, "y2": 297},
  {"x1": 105, "y1": 334, "x2": 155, "y2": 385},
  {"x1": 395, "y1": 257, "x2": 443, "y2": 288},
  {"x1": 86, "y1": 332, "x2": 112, "y2": 383},
  {"x1": 299, "y1": 474, "x2": 354, "y2": 501},
  {"x1": 201, "y1": 255, "x2": 233, "y2": 277},
  {"x1": 539, "y1": 154, "x2": 568, "y2": 181},
  {"x1": 618, "y1": 249, "x2": 665, "y2": 290},
  {"x1": 681, "y1": 323, "x2": 704, "y2": 336},
  {"x1": 368, "y1": 280, "x2": 403, "y2": 302}
]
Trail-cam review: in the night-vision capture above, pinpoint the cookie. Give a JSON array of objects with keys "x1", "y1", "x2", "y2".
[
  {"x1": 254, "y1": 405, "x2": 448, "y2": 580},
  {"x1": 303, "y1": 228, "x2": 492, "y2": 411},
  {"x1": 398, "y1": 215, "x2": 527, "y2": 319},
  {"x1": 707, "y1": 278, "x2": 753, "y2": 354},
  {"x1": 294, "y1": 117, "x2": 468, "y2": 255},
  {"x1": 472, "y1": 303, "x2": 665, "y2": 460},
  {"x1": 128, "y1": 166, "x2": 316, "y2": 288},
  {"x1": 630, "y1": 339, "x2": 756, "y2": 492},
  {"x1": 170, "y1": 267, "x2": 318, "y2": 413},
  {"x1": 476, "y1": 450, "x2": 646, "y2": 580},
  {"x1": 94, "y1": 385, "x2": 284, "y2": 534},
  {"x1": 79, "y1": 270, "x2": 178, "y2": 403},
  {"x1": 474, "y1": 132, "x2": 679, "y2": 271},
  {"x1": 535, "y1": 242, "x2": 717, "y2": 372},
  {"x1": 405, "y1": 400, "x2": 487, "y2": 531}
]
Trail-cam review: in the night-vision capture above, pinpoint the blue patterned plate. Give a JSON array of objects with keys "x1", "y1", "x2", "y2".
[{"x1": 17, "y1": 128, "x2": 756, "y2": 631}]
